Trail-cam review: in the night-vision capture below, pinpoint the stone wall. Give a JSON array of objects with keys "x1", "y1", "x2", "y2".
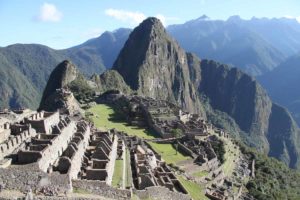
[
  {"x1": 0, "y1": 128, "x2": 36, "y2": 160},
  {"x1": 177, "y1": 142, "x2": 196, "y2": 158},
  {"x1": 106, "y1": 134, "x2": 118, "y2": 185},
  {"x1": 67, "y1": 123, "x2": 91, "y2": 179},
  {"x1": 25, "y1": 111, "x2": 60, "y2": 134},
  {"x1": 134, "y1": 186, "x2": 191, "y2": 200},
  {"x1": 18, "y1": 119, "x2": 77, "y2": 172},
  {"x1": 0, "y1": 164, "x2": 70, "y2": 193},
  {"x1": 72, "y1": 180, "x2": 131, "y2": 200},
  {"x1": 37, "y1": 121, "x2": 76, "y2": 172}
]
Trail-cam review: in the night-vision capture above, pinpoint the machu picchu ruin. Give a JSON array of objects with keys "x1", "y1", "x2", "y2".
[{"x1": 0, "y1": 88, "x2": 258, "y2": 200}]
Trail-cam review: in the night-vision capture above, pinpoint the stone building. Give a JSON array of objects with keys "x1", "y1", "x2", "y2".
[
  {"x1": 125, "y1": 135, "x2": 188, "y2": 195},
  {"x1": 24, "y1": 111, "x2": 60, "y2": 134}
]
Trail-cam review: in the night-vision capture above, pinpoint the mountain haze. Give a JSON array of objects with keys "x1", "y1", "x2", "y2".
[
  {"x1": 167, "y1": 16, "x2": 300, "y2": 76},
  {"x1": 259, "y1": 54, "x2": 300, "y2": 126}
]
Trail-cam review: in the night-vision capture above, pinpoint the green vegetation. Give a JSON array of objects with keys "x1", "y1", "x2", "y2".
[
  {"x1": 148, "y1": 142, "x2": 190, "y2": 164},
  {"x1": 211, "y1": 139, "x2": 225, "y2": 164},
  {"x1": 88, "y1": 104, "x2": 156, "y2": 139},
  {"x1": 112, "y1": 160, "x2": 123, "y2": 188},
  {"x1": 94, "y1": 70, "x2": 132, "y2": 94},
  {"x1": 172, "y1": 128, "x2": 183, "y2": 155},
  {"x1": 238, "y1": 142, "x2": 300, "y2": 200},
  {"x1": 125, "y1": 149, "x2": 132, "y2": 188},
  {"x1": 69, "y1": 74, "x2": 94, "y2": 101},
  {"x1": 192, "y1": 170, "x2": 209, "y2": 177},
  {"x1": 222, "y1": 138, "x2": 239, "y2": 176},
  {"x1": 177, "y1": 175, "x2": 208, "y2": 200},
  {"x1": 73, "y1": 188, "x2": 91, "y2": 194},
  {"x1": 0, "y1": 42, "x2": 106, "y2": 110}
]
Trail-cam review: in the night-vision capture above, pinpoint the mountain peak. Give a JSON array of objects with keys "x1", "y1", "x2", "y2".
[
  {"x1": 137, "y1": 17, "x2": 165, "y2": 35},
  {"x1": 112, "y1": 15, "x2": 204, "y2": 114},
  {"x1": 197, "y1": 14, "x2": 210, "y2": 21},
  {"x1": 112, "y1": 17, "x2": 170, "y2": 90},
  {"x1": 40, "y1": 60, "x2": 78, "y2": 108},
  {"x1": 227, "y1": 15, "x2": 242, "y2": 22},
  {"x1": 140, "y1": 17, "x2": 164, "y2": 27}
]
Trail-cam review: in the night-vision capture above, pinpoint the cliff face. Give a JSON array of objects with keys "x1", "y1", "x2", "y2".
[
  {"x1": 267, "y1": 104, "x2": 300, "y2": 168},
  {"x1": 113, "y1": 18, "x2": 205, "y2": 115},
  {"x1": 196, "y1": 60, "x2": 272, "y2": 150},
  {"x1": 111, "y1": 17, "x2": 300, "y2": 169}
]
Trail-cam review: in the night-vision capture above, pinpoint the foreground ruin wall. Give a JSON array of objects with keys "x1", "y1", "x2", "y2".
[
  {"x1": 72, "y1": 180, "x2": 131, "y2": 200},
  {"x1": 0, "y1": 128, "x2": 36, "y2": 160},
  {"x1": 25, "y1": 111, "x2": 60, "y2": 134},
  {"x1": 67, "y1": 123, "x2": 91, "y2": 179},
  {"x1": 0, "y1": 164, "x2": 70, "y2": 193},
  {"x1": 18, "y1": 120, "x2": 77, "y2": 172},
  {"x1": 134, "y1": 186, "x2": 191, "y2": 200}
]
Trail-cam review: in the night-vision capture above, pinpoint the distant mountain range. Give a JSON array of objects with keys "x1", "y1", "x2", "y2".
[
  {"x1": 168, "y1": 15, "x2": 300, "y2": 76},
  {"x1": 1, "y1": 15, "x2": 300, "y2": 117}
]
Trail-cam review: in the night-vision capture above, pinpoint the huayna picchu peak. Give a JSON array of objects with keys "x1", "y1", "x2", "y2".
[
  {"x1": 2, "y1": 3, "x2": 300, "y2": 199},
  {"x1": 113, "y1": 17, "x2": 205, "y2": 116}
]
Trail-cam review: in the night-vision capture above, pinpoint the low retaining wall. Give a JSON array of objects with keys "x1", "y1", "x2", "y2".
[
  {"x1": 72, "y1": 180, "x2": 131, "y2": 200},
  {"x1": 0, "y1": 164, "x2": 70, "y2": 193},
  {"x1": 177, "y1": 142, "x2": 196, "y2": 158},
  {"x1": 134, "y1": 186, "x2": 191, "y2": 200}
]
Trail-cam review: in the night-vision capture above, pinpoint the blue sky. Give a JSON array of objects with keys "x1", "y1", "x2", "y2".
[{"x1": 0, "y1": 0, "x2": 300, "y2": 49}]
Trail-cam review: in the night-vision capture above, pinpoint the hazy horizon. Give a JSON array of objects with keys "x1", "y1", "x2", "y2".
[{"x1": 1, "y1": 0, "x2": 300, "y2": 49}]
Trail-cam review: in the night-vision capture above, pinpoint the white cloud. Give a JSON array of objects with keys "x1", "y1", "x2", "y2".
[
  {"x1": 36, "y1": 3, "x2": 63, "y2": 22},
  {"x1": 105, "y1": 9, "x2": 146, "y2": 25},
  {"x1": 284, "y1": 15, "x2": 300, "y2": 23},
  {"x1": 105, "y1": 8, "x2": 176, "y2": 27}
]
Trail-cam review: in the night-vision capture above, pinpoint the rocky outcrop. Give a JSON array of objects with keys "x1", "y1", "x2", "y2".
[
  {"x1": 40, "y1": 60, "x2": 78, "y2": 105},
  {"x1": 39, "y1": 60, "x2": 81, "y2": 113}
]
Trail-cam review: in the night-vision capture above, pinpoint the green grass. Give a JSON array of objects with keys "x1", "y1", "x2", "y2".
[
  {"x1": 73, "y1": 188, "x2": 91, "y2": 194},
  {"x1": 148, "y1": 142, "x2": 190, "y2": 164},
  {"x1": 88, "y1": 104, "x2": 156, "y2": 139},
  {"x1": 125, "y1": 148, "x2": 132, "y2": 188},
  {"x1": 112, "y1": 160, "x2": 123, "y2": 188},
  {"x1": 192, "y1": 170, "x2": 209, "y2": 178},
  {"x1": 177, "y1": 176, "x2": 208, "y2": 200},
  {"x1": 222, "y1": 137, "x2": 239, "y2": 176}
]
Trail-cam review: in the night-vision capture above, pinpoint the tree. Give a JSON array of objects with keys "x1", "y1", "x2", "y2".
[{"x1": 172, "y1": 128, "x2": 183, "y2": 155}]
